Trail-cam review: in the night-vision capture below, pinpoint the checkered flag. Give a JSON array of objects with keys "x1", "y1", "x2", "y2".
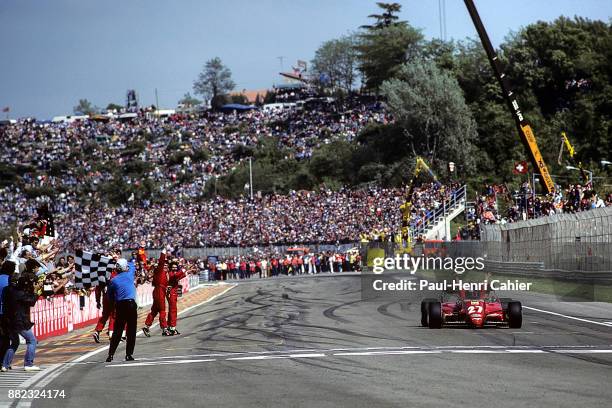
[{"x1": 74, "y1": 249, "x2": 114, "y2": 289}]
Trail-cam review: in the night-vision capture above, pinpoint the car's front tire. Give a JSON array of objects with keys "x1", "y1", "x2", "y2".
[
  {"x1": 507, "y1": 301, "x2": 522, "y2": 328},
  {"x1": 428, "y1": 302, "x2": 443, "y2": 329},
  {"x1": 420, "y1": 298, "x2": 437, "y2": 327}
]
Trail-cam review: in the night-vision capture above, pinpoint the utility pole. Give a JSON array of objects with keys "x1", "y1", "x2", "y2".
[
  {"x1": 249, "y1": 157, "x2": 254, "y2": 200},
  {"x1": 155, "y1": 88, "x2": 160, "y2": 113}
]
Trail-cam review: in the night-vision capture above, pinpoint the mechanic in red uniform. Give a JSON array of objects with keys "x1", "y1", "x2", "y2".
[
  {"x1": 142, "y1": 246, "x2": 170, "y2": 336},
  {"x1": 166, "y1": 259, "x2": 186, "y2": 335},
  {"x1": 92, "y1": 275, "x2": 117, "y2": 343}
]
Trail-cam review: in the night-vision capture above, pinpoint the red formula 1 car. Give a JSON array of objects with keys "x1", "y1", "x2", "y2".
[{"x1": 420, "y1": 290, "x2": 522, "y2": 329}]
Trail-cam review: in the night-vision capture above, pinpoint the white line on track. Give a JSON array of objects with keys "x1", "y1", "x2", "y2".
[
  {"x1": 101, "y1": 346, "x2": 612, "y2": 368},
  {"x1": 21, "y1": 284, "x2": 235, "y2": 389},
  {"x1": 108, "y1": 358, "x2": 218, "y2": 367},
  {"x1": 226, "y1": 353, "x2": 326, "y2": 361},
  {"x1": 523, "y1": 306, "x2": 612, "y2": 327},
  {"x1": 334, "y1": 350, "x2": 441, "y2": 356}
]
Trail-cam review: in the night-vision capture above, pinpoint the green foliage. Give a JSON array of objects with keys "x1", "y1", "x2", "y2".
[
  {"x1": 231, "y1": 144, "x2": 255, "y2": 160},
  {"x1": 24, "y1": 186, "x2": 55, "y2": 199},
  {"x1": 211, "y1": 94, "x2": 230, "y2": 110},
  {"x1": 98, "y1": 177, "x2": 133, "y2": 206},
  {"x1": 361, "y1": 2, "x2": 404, "y2": 30},
  {"x1": 192, "y1": 148, "x2": 210, "y2": 162},
  {"x1": 122, "y1": 140, "x2": 146, "y2": 157},
  {"x1": 311, "y1": 34, "x2": 359, "y2": 92},
  {"x1": 501, "y1": 17, "x2": 612, "y2": 168},
  {"x1": 229, "y1": 94, "x2": 249, "y2": 104},
  {"x1": 106, "y1": 103, "x2": 123, "y2": 112},
  {"x1": 122, "y1": 159, "x2": 152, "y2": 176},
  {"x1": 381, "y1": 60, "x2": 478, "y2": 173},
  {"x1": 356, "y1": 2, "x2": 423, "y2": 92},
  {"x1": 0, "y1": 162, "x2": 18, "y2": 186},
  {"x1": 73, "y1": 99, "x2": 98, "y2": 115},
  {"x1": 178, "y1": 92, "x2": 201, "y2": 107},
  {"x1": 193, "y1": 57, "x2": 236, "y2": 100},
  {"x1": 48, "y1": 160, "x2": 69, "y2": 176},
  {"x1": 263, "y1": 91, "x2": 276, "y2": 104}
]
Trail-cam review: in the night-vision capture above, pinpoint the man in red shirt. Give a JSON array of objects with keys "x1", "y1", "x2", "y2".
[
  {"x1": 271, "y1": 257, "x2": 279, "y2": 276},
  {"x1": 239, "y1": 259, "x2": 247, "y2": 279},
  {"x1": 142, "y1": 246, "x2": 171, "y2": 336},
  {"x1": 166, "y1": 260, "x2": 186, "y2": 335},
  {"x1": 255, "y1": 260, "x2": 262, "y2": 278},
  {"x1": 92, "y1": 274, "x2": 116, "y2": 343}
]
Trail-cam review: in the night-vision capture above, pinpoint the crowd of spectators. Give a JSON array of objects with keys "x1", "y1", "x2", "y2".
[
  {"x1": 40, "y1": 181, "x2": 459, "y2": 252},
  {"x1": 475, "y1": 182, "x2": 612, "y2": 227},
  {"x1": 204, "y1": 250, "x2": 362, "y2": 281},
  {"x1": 0, "y1": 97, "x2": 390, "y2": 206},
  {"x1": 1, "y1": 96, "x2": 467, "y2": 252}
]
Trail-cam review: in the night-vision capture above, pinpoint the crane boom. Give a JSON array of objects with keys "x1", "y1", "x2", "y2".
[
  {"x1": 559, "y1": 131, "x2": 589, "y2": 184},
  {"x1": 463, "y1": 0, "x2": 555, "y2": 194}
]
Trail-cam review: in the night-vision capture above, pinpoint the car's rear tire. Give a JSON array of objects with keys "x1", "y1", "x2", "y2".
[
  {"x1": 420, "y1": 298, "x2": 437, "y2": 327},
  {"x1": 507, "y1": 301, "x2": 522, "y2": 328},
  {"x1": 428, "y1": 302, "x2": 442, "y2": 329}
]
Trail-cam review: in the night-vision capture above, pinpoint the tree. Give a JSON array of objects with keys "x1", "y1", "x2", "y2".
[
  {"x1": 501, "y1": 17, "x2": 612, "y2": 167},
  {"x1": 106, "y1": 103, "x2": 123, "y2": 112},
  {"x1": 356, "y1": 3, "x2": 423, "y2": 92},
  {"x1": 230, "y1": 94, "x2": 248, "y2": 104},
  {"x1": 381, "y1": 60, "x2": 478, "y2": 173},
  {"x1": 73, "y1": 99, "x2": 98, "y2": 115},
  {"x1": 178, "y1": 92, "x2": 201, "y2": 107},
  {"x1": 361, "y1": 2, "x2": 403, "y2": 30},
  {"x1": 311, "y1": 34, "x2": 359, "y2": 92},
  {"x1": 193, "y1": 57, "x2": 236, "y2": 102}
]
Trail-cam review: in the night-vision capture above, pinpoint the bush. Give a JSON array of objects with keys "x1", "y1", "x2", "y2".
[
  {"x1": 49, "y1": 160, "x2": 69, "y2": 176},
  {"x1": 122, "y1": 160, "x2": 152, "y2": 175},
  {"x1": 192, "y1": 148, "x2": 210, "y2": 162},
  {"x1": 168, "y1": 151, "x2": 190, "y2": 166},
  {"x1": 0, "y1": 163, "x2": 18, "y2": 186},
  {"x1": 24, "y1": 186, "x2": 55, "y2": 199}
]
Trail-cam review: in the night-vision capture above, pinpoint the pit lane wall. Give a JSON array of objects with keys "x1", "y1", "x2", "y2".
[{"x1": 31, "y1": 275, "x2": 199, "y2": 340}]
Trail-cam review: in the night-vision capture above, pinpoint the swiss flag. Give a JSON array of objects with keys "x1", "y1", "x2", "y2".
[{"x1": 513, "y1": 161, "x2": 528, "y2": 174}]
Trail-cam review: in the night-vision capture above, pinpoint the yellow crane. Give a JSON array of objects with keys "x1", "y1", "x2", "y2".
[
  {"x1": 558, "y1": 131, "x2": 589, "y2": 184},
  {"x1": 397, "y1": 157, "x2": 439, "y2": 253}
]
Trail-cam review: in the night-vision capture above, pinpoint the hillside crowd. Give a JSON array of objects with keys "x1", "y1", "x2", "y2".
[{"x1": 475, "y1": 182, "x2": 612, "y2": 226}]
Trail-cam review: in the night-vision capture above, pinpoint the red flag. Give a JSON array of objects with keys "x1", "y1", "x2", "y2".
[
  {"x1": 1, "y1": 107, "x2": 8, "y2": 113},
  {"x1": 513, "y1": 161, "x2": 528, "y2": 174}
]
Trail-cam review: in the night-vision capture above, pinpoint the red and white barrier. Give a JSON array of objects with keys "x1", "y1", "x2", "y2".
[{"x1": 31, "y1": 276, "x2": 195, "y2": 340}]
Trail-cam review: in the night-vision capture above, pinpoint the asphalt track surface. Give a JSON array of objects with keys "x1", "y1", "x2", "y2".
[{"x1": 21, "y1": 274, "x2": 612, "y2": 408}]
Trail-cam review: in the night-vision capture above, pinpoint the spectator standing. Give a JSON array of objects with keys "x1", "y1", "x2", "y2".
[{"x1": 1, "y1": 275, "x2": 41, "y2": 371}]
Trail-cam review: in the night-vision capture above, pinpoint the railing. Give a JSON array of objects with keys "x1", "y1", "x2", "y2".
[{"x1": 409, "y1": 185, "x2": 467, "y2": 239}]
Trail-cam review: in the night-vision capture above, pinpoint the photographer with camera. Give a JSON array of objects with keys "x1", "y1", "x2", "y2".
[{"x1": 1, "y1": 274, "x2": 42, "y2": 372}]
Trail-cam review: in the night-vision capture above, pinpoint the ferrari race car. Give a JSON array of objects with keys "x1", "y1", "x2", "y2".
[{"x1": 421, "y1": 290, "x2": 522, "y2": 329}]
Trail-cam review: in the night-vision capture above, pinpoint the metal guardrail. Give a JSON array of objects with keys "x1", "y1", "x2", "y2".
[
  {"x1": 484, "y1": 260, "x2": 612, "y2": 282},
  {"x1": 410, "y1": 185, "x2": 467, "y2": 239}
]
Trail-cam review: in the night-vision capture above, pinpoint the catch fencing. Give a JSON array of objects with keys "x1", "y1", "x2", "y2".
[
  {"x1": 478, "y1": 207, "x2": 612, "y2": 276},
  {"x1": 358, "y1": 207, "x2": 612, "y2": 281}
]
